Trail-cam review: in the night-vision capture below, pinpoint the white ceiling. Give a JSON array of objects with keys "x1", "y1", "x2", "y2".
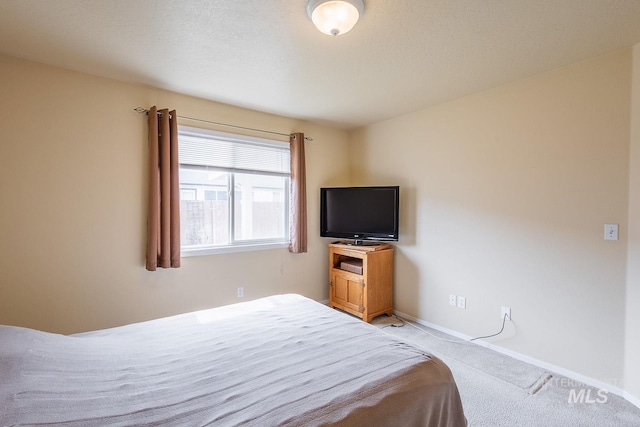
[{"x1": 1, "y1": 0, "x2": 640, "y2": 130}]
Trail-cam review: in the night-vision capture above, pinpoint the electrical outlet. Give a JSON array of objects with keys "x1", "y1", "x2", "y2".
[
  {"x1": 501, "y1": 306, "x2": 511, "y2": 321},
  {"x1": 457, "y1": 296, "x2": 466, "y2": 309},
  {"x1": 237, "y1": 287, "x2": 244, "y2": 298},
  {"x1": 604, "y1": 224, "x2": 618, "y2": 241},
  {"x1": 449, "y1": 294, "x2": 457, "y2": 306}
]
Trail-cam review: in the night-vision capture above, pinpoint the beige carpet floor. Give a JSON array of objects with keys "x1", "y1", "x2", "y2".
[{"x1": 372, "y1": 315, "x2": 640, "y2": 427}]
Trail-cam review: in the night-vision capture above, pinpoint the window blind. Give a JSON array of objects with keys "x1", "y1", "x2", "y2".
[{"x1": 179, "y1": 128, "x2": 290, "y2": 175}]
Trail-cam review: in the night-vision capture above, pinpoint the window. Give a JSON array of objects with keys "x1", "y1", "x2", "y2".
[{"x1": 178, "y1": 127, "x2": 290, "y2": 255}]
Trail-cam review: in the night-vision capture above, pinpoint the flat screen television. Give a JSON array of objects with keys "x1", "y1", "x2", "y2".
[{"x1": 320, "y1": 186, "x2": 399, "y2": 244}]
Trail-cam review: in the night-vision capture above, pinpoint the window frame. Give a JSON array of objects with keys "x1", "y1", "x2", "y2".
[{"x1": 178, "y1": 126, "x2": 291, "y2": 257}]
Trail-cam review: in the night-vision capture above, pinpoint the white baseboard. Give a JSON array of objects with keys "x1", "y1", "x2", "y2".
[
  {"x1": 393, "y1": 309, "x2": 639, "y2": 410},
  {"x1": 624, "y1": 391, "x2": 640, "y2": 409}
]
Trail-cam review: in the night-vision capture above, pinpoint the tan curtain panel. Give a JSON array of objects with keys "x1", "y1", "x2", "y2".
[
  {"x1": 289, "y1": 133, "x2": 308, "y2": 253},
  {"x1": 146, "y1": 106, "x2": 181, "y2": 271}
]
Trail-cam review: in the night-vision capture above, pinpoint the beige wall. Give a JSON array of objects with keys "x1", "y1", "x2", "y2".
[
  {"x1": 625, "y1": 43, "x2": 640, "y2": 402},
  {"x1": 2, "y1": 47, "x2": 640, "y2": 400},
  {"x1": 349, "y1": 50, "x2": 631, "y2": 386},
  {"x1": 0, "y1": 54, "x2": 349, "y2": 334}
]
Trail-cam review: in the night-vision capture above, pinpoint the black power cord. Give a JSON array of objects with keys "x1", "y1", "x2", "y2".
[{"x1": 469, "y1": 312, "x2": 509, "y2": 341}]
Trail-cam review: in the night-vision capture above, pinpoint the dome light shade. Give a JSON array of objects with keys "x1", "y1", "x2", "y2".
[{"x1": 307, "y1": 0, "x2": 364, "y2": 36}]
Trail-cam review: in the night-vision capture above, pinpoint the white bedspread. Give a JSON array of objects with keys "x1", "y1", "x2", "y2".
[{"x1": 0, "y1": 294, "x2": 466, "y2": 426}]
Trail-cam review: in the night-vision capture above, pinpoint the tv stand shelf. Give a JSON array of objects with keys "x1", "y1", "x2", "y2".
[
  {"x1": 328, "y1": 243, "x2": 394, "y2": 323},
  {"x1": 329, "y1": 242, "x2": 390, "y2": 251}
]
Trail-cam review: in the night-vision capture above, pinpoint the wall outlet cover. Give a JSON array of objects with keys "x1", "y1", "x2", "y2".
[
  {"x1": 457, "y1": 296, "x2": 466, "y2": 309},
  {"x1": 604, "y1": 224, "x2": 619, "y2": 241}
]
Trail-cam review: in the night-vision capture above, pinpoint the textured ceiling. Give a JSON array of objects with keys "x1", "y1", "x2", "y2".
[{"x1": 1, "y1": 0, "x2": 640, "y2": 130}]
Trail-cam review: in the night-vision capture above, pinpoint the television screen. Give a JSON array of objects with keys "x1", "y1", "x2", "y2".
[{"x1": 320, "y1": 186, "x2": 399, "y2": 242}]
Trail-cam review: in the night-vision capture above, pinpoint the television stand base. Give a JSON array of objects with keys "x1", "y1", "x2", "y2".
[
  {"x1": 328, "y1": 243, "x2": 394, "y2": 323},
  {"x1": 349, "y1": 240, "x2": 382, "y2": 247}
]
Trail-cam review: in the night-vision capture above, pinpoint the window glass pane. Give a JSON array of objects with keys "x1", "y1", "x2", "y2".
[
  {"x1": 181, "y1": 189, "x2": 196, "y2": 200},
  {"x1": 234, "y1": 173, "x2": 287, "y2": 241},
  {"x1": 180, "y1": 168, "x2": 230, "y2": 246},
  {"x1": 178, "y1": 126, "x2": 290, "y2": 252}
]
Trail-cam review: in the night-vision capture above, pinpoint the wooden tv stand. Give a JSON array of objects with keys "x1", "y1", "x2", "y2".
[{"x1": 328, "y1": 243, "x2": 394, "y2": 322}]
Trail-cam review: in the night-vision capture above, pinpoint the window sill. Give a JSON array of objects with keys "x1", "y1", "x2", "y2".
[{"x1": 181, "y1": 242, "x2": 289, "y2": 257}]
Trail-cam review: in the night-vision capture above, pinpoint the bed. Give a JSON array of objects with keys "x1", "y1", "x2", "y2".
[{"x1": 0, "y1": 294, "x2": 466, "y2": 426}]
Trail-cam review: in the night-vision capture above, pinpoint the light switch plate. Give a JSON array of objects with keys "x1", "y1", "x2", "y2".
[{"x1": 604, "y1": 224, "x2": 618, "y2": 241}]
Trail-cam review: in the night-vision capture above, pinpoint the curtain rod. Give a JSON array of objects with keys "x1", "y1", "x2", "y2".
[{"x1": 133, "y1": 107, "x2": 312, "y2": 142}]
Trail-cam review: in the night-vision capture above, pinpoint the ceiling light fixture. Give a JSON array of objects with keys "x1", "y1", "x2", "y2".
[{"x1": 307, "y1": 0, "x2": 364, "y2": 36}]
